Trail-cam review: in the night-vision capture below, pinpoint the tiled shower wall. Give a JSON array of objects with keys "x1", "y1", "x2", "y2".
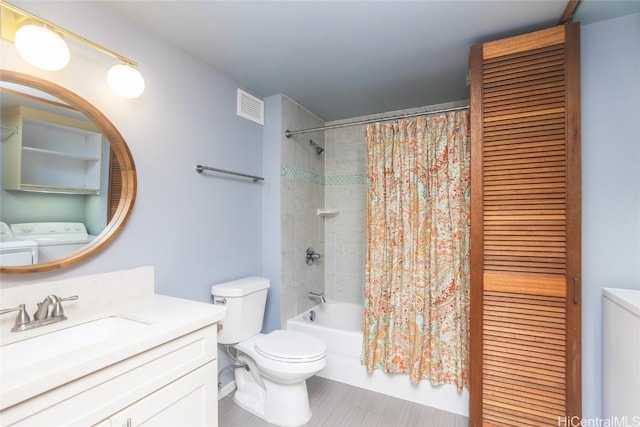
[
  {"x1": 279, "y1": 96, "x2": 326, "y2": 325},
  {"x1": 324, "y1": 125, "x2": 367, "y2": 303}
]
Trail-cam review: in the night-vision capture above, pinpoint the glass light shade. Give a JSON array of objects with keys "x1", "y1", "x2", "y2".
[
  {"x1": 107, "y1": 64, "x2": 145, "y2": 99},
  {"x1": 14, "y1": 25, "x2": 70, "y2": 71}
]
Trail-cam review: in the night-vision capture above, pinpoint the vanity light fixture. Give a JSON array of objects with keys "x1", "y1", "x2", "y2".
[
  {"x1": 107, "y1": 63, "x2": 145, "y2": 99},
  {"x1": 14, "y1": 24, "x2": 70, "y2": 71},
  {"x1": 0, "y1": 0, "x2": 145, "y2": 99}
]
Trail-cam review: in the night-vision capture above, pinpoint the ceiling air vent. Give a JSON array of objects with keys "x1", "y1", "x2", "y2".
[{"x1": 237, "y1": 89, "x2": 264, "y2": 125}]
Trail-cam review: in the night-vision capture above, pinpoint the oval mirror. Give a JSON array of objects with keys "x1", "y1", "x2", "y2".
[{"x1": 0, "y1": 70, "x2": 137, "y2": 273}]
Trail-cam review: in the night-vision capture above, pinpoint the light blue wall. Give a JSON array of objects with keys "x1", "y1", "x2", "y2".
[
  {"x1": 581, "y1": 13, "x2": 640, "y2": 419},
  {"x1": 0, "y1": 191, "x2": 86, "y2": 224},
  {"x1": 1, "y1": 1, "x2": 264, "y2": 305},
  {"x1": 84, "y1": 137, "x2": 111, "y2": 235}
]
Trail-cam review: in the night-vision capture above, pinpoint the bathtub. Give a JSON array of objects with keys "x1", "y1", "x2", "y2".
[{"x1": 287, "y1": 302, "x2": 469, "y2": 416}]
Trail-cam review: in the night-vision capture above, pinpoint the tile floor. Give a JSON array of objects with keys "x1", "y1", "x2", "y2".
[{"x1": 218, "y1": 376, "x2": 469, "y2": 426}]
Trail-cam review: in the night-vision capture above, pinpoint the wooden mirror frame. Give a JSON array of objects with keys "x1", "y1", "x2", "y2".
[{"x1": 0, "y1": 70, "x2": 137, "y2": 274}]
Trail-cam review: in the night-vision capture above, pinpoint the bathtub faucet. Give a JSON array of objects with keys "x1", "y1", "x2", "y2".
[
  {"x1": 306, "y1": 248, "x2": 322, "y2": 266},
  {"x1": 308, "y1": 291, "x2": 326, "y2": 303}
]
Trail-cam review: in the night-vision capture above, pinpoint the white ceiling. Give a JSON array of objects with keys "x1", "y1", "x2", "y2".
[{"x1": 101, "y1": 0, "x2": 640, "y2": 122}]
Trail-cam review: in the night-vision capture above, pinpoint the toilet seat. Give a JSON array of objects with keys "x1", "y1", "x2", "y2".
[{"x1": 255, "y1": 330, "x2": 326, "y2": 363}]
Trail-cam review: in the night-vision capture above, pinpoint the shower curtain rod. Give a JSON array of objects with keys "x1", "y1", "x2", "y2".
[{"x1": 284, "y1": 104, "x2": 469, "y2": 138}]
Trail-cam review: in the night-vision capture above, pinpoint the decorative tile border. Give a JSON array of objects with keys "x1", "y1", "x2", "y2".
[
  {"x1": 281, "y1": 164, "x2": 364, "y2": 186},
  {"x1": 325, "y1": 174, "x2": 365, "y2": 186},
  {"x1": 280, "y1": 164, "x2": 324, "y2": 185}
]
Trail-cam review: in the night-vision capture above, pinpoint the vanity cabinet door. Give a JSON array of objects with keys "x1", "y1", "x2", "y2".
[{"x1": 105, "y1": 361, "x2": 217, "y2": 427}]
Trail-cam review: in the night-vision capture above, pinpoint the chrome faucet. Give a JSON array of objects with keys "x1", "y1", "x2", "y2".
[
  {"x1": 1, "y1": 294, "x2": 78, "y2": 332},
  {"x1": 308, "y1": 291, "x2": 326, "y2": 303}
]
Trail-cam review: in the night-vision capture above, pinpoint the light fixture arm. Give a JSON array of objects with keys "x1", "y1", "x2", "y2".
[{"x1": 0, "y1": 0, "x2": 138, "y2": 68}]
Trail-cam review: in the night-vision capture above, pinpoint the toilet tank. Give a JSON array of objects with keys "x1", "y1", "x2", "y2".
[{"x1": 211, "y1": 277, "x2": 270, "y2": 344}]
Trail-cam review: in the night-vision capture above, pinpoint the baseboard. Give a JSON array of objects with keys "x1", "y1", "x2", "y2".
[{"x1": 218, "y1": 380, "x2": 237, "y2": 400}]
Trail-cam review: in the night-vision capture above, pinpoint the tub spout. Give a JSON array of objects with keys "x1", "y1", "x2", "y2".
[{"x1": 308, "y1": 291, "x2": 326, "y2": 303}]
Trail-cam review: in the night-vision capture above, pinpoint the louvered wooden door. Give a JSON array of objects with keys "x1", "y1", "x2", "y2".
[
  {"x1": 469, "y1": 24, "x2": 581, "y2": 426},
  {"x1": 107, "y1": 149, "x2": 122, "y2": 223}
]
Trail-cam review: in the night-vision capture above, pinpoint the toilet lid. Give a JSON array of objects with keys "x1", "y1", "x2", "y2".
[{"x1": 255, "y1": 330, "x2": 326, "y2": 362}]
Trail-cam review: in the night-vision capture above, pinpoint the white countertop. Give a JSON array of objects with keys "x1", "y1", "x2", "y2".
[
  {"x1": 603, "y1": 287, "x2": 640, "y2": 317},
  {"x1": 0, "y1": 294, "x2": 226, "y2": 410}
]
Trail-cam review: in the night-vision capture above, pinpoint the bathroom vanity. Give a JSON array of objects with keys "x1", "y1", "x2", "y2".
[{"x1": 0, "y1": 268, "x2": 226, "y2": 426}]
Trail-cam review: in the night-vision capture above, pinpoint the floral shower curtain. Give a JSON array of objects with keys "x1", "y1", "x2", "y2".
[{"x1": 362, "y1": 110, "x2": 470, "y2": 391}]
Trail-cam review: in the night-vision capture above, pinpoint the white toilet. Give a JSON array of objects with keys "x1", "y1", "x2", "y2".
[{"x1": 211, "y1": 277, "x2": 327, "y2": 427}]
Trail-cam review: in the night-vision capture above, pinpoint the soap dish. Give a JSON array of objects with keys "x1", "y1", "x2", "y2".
[{"x1": 317, "y1": 209, "x2": 339, "y2": 217}]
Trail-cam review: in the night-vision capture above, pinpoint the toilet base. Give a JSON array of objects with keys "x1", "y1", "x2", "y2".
[
  {"x1": 234, "y1": 366, "x2": 312, "y2": 426},
  {"x1": 234, "y1": 382, "x2": 266, "y2": 420}
]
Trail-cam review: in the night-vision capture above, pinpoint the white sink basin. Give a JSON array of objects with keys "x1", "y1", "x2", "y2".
[{"x1": 0, "y1": 317, "x2": 148, "y2": 374}]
